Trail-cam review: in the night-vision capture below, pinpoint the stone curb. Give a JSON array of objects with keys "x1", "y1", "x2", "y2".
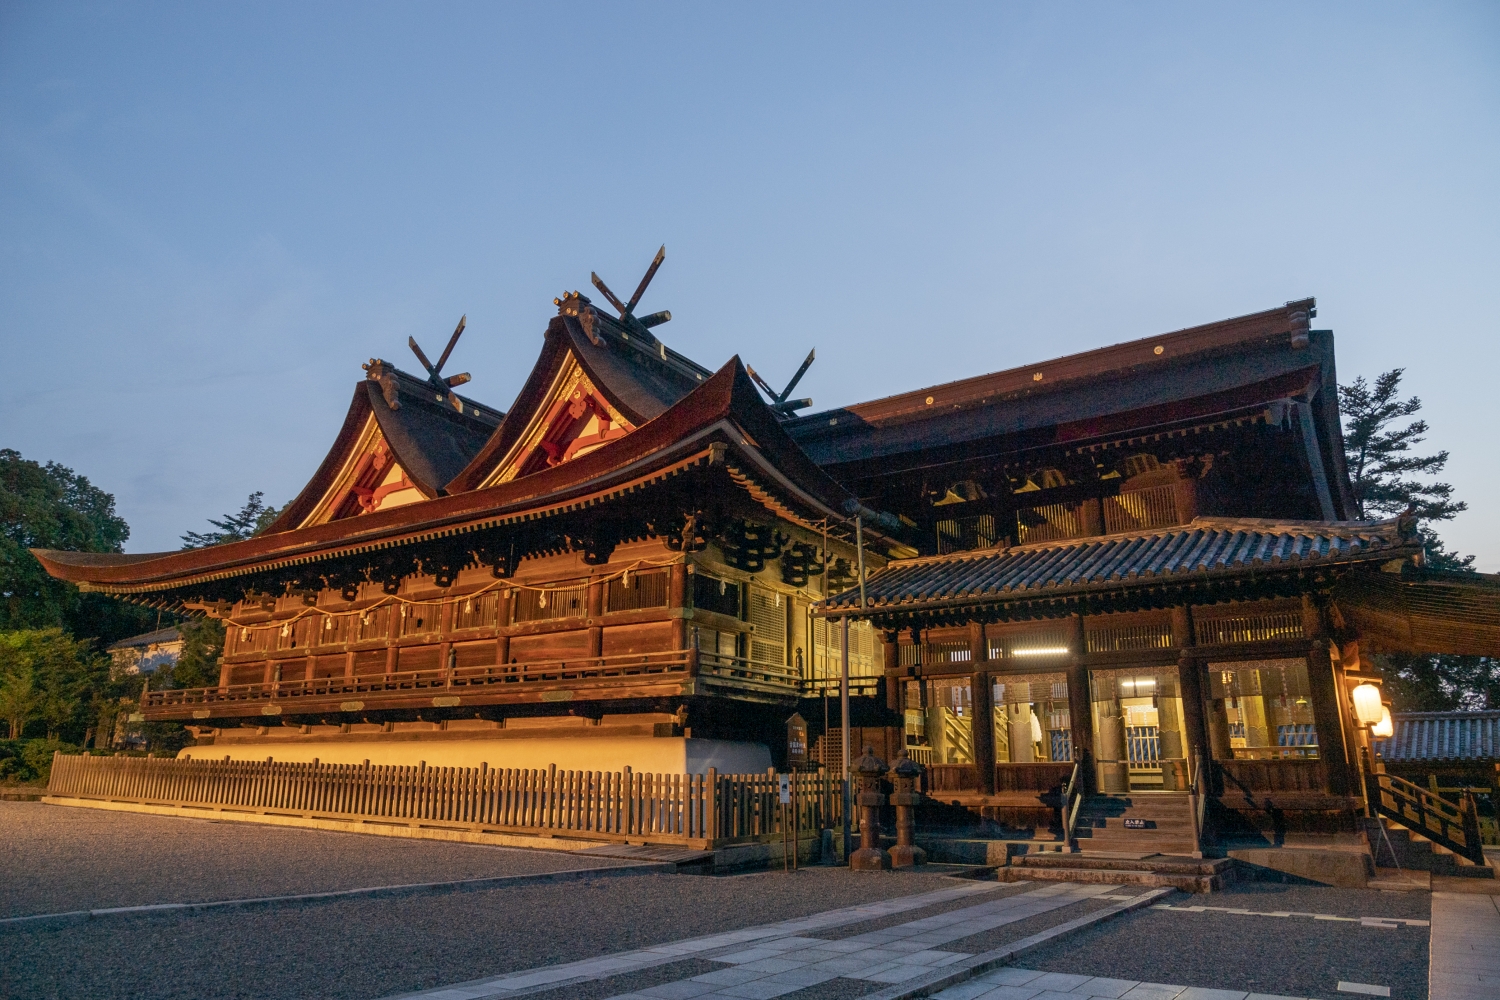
[
  {"x1": 862, "y1": 886, "x2": 1177, "y2": 1000},
  {"x1": 0, "y1": 861, "x2": 671, "y2": 931}
]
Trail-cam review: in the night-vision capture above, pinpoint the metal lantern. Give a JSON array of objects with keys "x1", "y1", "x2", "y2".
[
  {"x1": 1351, "y1": 682, "x2": 1384, "y2": 726},
  {"x1": 1372, "y1": 705, "x2": 1394, "y2": 739}
]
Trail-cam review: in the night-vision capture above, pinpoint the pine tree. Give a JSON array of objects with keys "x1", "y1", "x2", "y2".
[{"x1": 180, "y1": 492, "x2": 283, "y2": 548}]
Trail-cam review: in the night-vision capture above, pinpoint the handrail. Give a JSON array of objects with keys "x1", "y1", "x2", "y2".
[
  {"x1": 1365, "y1": 768, "x2": 1485, "y2": 866},
  {"x1": 1188, "y1": 745, "x2": 1208, "y2": 855},
  {"x1": 1061, "y1": 754, "x2": 1084, "y2": 852}
]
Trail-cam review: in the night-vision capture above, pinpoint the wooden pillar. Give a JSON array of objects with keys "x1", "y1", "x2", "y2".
[
  {"x1": 304, "y1": 653, "x2": 316, "y2": 683},
  {"x1": 670, "y1": 563, "x2": 689, "y2": 652},
  {"x1": 344, "y1": 650, "x2": 355, "y2": 680},
  {"x1": 496, "y1": 588, "x2": 512, "y2": 665},
  {"x1": 586, "y1": 578, "x2": 604, "y2": 658},
  {"x1": 217, "y1": 655, "x2": 232, "y2": 689},
  {"x1": 883, "y1": 633, "x2": 901, "y2": 712},
  {"x1": 1081, "y1": 498, "x2": 1104, "y2": 536},
  {"x1": 385, "y1": 603, "x2": 400, "y2": 675},
  {"x1": 1065, "y1": 614, "x2": 1093, "y2": 789},
  {"x1": 970, "y1": 622, "x2": 995, "y2": 795},
  {"x1": 1173, "y1": 476, "x2": 1199, "y2": 525},
  {"x1": 1172, "y1": 606, "x2": 1211, "y2": 778},
  {"x1": 1303, "y1": 595, "x2": 1351, "y2": 796}
]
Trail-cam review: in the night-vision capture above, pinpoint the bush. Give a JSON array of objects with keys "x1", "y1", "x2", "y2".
[{"x1": 0, "y1": 737, "x2": 80, "y2": 784}]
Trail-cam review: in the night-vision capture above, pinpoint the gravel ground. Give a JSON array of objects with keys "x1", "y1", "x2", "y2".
[
  {"x1": 1020, "y1": 882, "x2": 1432, "y2": 1000},
  {"x1": 0, "y1": 867, "x2": 965, "y2": 1000},
  {"x1": 0, "y1": 802, "x2": 646, "y2": 918}
]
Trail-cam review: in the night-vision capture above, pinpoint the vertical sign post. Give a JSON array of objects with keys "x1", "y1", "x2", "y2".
[{"x1": 786, "y1": 713, "x2": 806, "y2": 872}]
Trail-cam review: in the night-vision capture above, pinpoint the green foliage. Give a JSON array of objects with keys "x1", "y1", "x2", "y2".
[
  {"x1": 0, "y1": 628, "x2": 117, "y2": 741},
  {"x1": 1339, "y1": 370, "x2": 1466, "y2": 522},
  {"x1": 0, "y1": 448, "x2": 158, "y2": 645},
  {"x1": 181, "y1": 492, "x2": 283, "y2": 548},
  {"x1": 0, "y1": 737, "x2": 80, "y2": 784}
]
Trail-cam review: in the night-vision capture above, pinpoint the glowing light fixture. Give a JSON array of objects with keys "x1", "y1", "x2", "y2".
[
  {"x1": 1351, "y1": 682, "x2": 1384, "y2": 726},
  {"x1": 1372, "y1": 705, "x2": 1394, "y2": 739},
  {"x1": 1013, "y1": 647, "x2": 1070, "y2": 657}
]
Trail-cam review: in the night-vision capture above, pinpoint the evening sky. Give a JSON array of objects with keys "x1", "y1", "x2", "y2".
[{"x1": 1, "y1": 3, "x2": 1497, "y2": 567}]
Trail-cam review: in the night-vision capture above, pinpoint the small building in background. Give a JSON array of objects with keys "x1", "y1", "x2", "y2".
[{"x1": 106, "y1": 627, "x2": 183, "y2": 677}]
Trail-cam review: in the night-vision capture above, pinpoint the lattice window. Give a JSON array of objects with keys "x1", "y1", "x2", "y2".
[
  {"x1": 451, "y1": 591, "x2": 500, "y2": 631},
  {"x1": 513, "y1": 582, "x2": 589, "y2": 623},
  {"x1": 1086, "y1": 621, "x2": 1174, "y2": 653},
  {"x1": 692, "y1": 573, "x2": 741, "y2": 618},
  {"x1": 397, "y1": 602, "x2": 439, "y2": 637},
  {"x1": 356, "y1": 605, "x2": 392, "y2": 643},
  {"x1": 935, "y1": 514, "x2": 998, "y2": 555},
  {"x1": 1103, "y1": 484, "x2": 1179, "y2": 533},
  {"x1": 809, "y1": 618, "x2": 881, "y2": 692},
  {"x1": 1195, "y1": 611, "x2": 1304, "y2": 645},
  {"x1": 747, "y1": 585, "x2": 787, "y2": 665},
  {"x1": 606, "y1": 569, "x2": 669, "y2": 612},
  {"x1": 1016, "y1": 502, "x2": 1083, "y2": 544},
  {"x1": 989, "y1": 626, "x2": 1073, "y2": 661}
]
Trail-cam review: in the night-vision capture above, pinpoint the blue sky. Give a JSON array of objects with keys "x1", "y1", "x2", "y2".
[{"x1": 2, "y1": 2, "x2": 1497, "y2": 568}]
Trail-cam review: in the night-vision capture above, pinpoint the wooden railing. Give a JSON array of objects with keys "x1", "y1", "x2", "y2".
[
  {"x1": 46, "y1": 753, "x2": 843, "y2": 850},
  {"x1": 1365, "y1": 768, "x2": 1485, "y2": 866},
  {"x1": 146, "y1": 648, "x2": 810, "y2": 713}
]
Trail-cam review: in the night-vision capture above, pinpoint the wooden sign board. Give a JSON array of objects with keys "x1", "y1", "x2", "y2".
[{"x1": 786, "y1": 712, "x2": 808, "y2": 768}]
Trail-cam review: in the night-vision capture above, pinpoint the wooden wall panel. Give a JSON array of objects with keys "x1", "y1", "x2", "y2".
[
  {"x1": 601, "y1": 621, "x2": 674, "y2": 658},
  {"x1": 397, "y1": 646, "x2": 441, "y2": 672},
  {"x1": 228, "y1": 663, "x2": 263, "y2": 685},
  {"x1": 312, "y1": 655, "x2": 346, "y2": 679},
  {"x1": 509, "y1": 629, "x2": 591, "y2": 662},
  {"x1": 453, "y1": 640, "x2": 497, "y2": 669},
  {"x1": 353, "y1": 649, "x2": 387, "y2": 675}
]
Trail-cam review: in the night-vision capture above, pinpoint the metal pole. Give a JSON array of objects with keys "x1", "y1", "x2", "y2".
[{"x1": 841, "y1": 614, "x2": 851, "y2": 863}]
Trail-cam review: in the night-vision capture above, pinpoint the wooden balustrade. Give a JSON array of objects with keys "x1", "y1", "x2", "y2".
[
  {"x1": 144, "y1": 648, "x2": 806, "y2": 715},
  {"x1": 45, "y1": 752, "x2": 841, "y2": 850}
]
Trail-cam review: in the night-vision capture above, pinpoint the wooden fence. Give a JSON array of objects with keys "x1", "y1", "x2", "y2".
[{"x1": 46, "y1": 752, "x2": 841, "y2": 849}]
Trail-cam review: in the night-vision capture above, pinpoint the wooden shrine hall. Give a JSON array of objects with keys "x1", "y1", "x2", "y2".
[{"x1": 35, "y1": 260, "x2": 1500, "y2": 850}]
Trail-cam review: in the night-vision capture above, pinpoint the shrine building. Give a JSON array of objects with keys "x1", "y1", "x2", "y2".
[{"x1": 35, "y1": 262, "x2": 1500, "y2": 850}]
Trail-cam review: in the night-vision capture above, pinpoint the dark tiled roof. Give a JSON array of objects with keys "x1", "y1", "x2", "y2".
[
  {"x1": 822, "y1": 516, "x2": 1413, "y2": 615},
  {"x1": 1374, "y1": 711, "x2": 1500, "y2": 763},
  {"x1": 106, "y1": 626, "x2": 181, "y2": 651}
]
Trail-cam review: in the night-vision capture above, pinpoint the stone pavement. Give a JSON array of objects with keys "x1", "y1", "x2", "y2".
[
  {"x1": 606, "y1": 882, "x2": 1126, "y2": 998},
  {"x1": 1428, "y1": 890, "x2": 1500, "y2": 1000},
  {"x1": 929, "y1": 966, "x2": 1381, "y2": 1000}
]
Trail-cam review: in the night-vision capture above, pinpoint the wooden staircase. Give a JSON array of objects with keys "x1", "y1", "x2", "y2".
[
  {"x1": 1071, "y1": 792, "x2": 1200, "y2": 857},
  {"x1": 1363, "y1": 817, "x2": 1495, "y2": 879}
]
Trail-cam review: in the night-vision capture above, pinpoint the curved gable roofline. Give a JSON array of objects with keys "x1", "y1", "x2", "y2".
[
  {"x1": 32, "y1": 356, "x2": 877, "y2": 594},
  {"x1": 445, "y1": 314, "x2": 705, "y2": 494},
  {"x1": 265, "y1": 370, "x2": 504, "y2": 534}
]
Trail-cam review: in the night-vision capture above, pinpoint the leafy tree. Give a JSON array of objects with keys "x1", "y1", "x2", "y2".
[
  {"x1": 0, "y1": 628, "x2": 113, "y2": 741},
  {"x1": 1339, "y1": 370, "x2": 1466, "y2": 523},
  {"x1": 0, "y1": 449, "x2": 158, "y2": 645},
  {"x1": 181, "y1": 492, "x2": 283, "y2": 548},
  {"x1": 0, "y1": 663, "x2": 39, "y2": 739}
]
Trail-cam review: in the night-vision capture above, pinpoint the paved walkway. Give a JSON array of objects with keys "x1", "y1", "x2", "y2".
[
  {"x1": 1429, "y1": 890, "x2": 1500, "y2": 1000},
  {"x1": 931, "y1": 966, "x2": 1380, "y2": 1000}
]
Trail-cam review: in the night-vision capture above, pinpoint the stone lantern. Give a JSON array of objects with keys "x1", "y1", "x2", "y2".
[
  {"x1": 850, "y1": 744, "x2": 891, "y2": 871},
  {"x1": 888, "y1": 751, "x2": 926, "y2": 868}
]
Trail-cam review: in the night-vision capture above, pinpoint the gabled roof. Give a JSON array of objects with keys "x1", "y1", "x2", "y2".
[
  {"x1": 106, "y1": 626, "x2": 182, "y2": 651},
  {"x1": 1374, "y1": 711, "x2": 1500, "y2": 763},
  {"x1": 445, "y1": 310, "x2": 710, "y2": 493},
  {"x1": 33, "y1": 358, "x2": 877, "y2": 598},
  {"x1": 820, "y1": 515, "x2": 1416, "y2": 620},
  {"x1": 786, "y1": 298, "x2": 1353, "y2": 517},
  {"x1": 266, "y1": 365, "x2": 504, "y2": 532}
]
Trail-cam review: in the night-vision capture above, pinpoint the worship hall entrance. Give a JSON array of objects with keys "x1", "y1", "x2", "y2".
[{"x1": 1089, "y1": 666, "x2": 1189, "y2": 794}]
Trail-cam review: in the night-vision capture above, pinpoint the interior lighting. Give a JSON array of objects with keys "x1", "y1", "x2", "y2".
[
  {"x1": 1013, "y1": 647, "x2": 1070, "y2": 657},
  {"x1": 1372, "y1": 706, "x2": 1394, "y2": 739},
  {"x1": 1351, "y1": 682, "x2": 1384, "y2": 726}
]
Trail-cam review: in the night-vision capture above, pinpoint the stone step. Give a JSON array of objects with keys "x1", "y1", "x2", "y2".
[
  {"x1": 1016, "y1": 853, "x2": 1229, "y2": 876},
  {"x1": 999, "y1": 862, "x2": 1226, "y2": 893}
]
